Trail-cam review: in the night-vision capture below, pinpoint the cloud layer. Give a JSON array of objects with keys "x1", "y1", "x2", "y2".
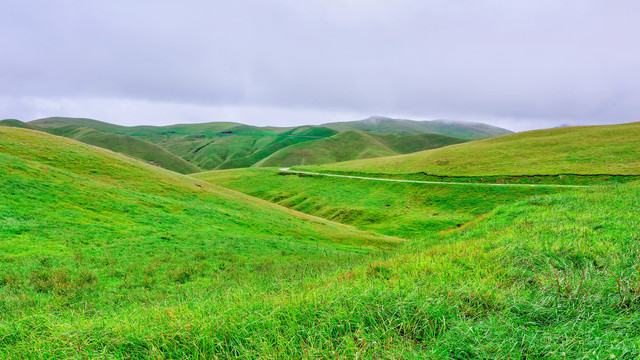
[{"x1": 2, "y1": 0, "x2": 639, "y2": 131}]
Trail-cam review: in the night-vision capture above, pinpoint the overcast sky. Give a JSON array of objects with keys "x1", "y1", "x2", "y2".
[{"x1": 1, "y1": 0, "x2": 639, "y2": 131}]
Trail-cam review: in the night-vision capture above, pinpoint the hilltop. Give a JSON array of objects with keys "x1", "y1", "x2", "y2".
[
  {"x1": 0, "y1": 118, "x2": 39, "y2": 129},
  {"x1": 306, "y1": 121, "x2": 640, "y2": 176},
  {"x1": 1, "y1": 119, "x2": 198, "y2": 174},
  {"x1": 322, "y1": 116, "x2": 513, "y2": 139}
]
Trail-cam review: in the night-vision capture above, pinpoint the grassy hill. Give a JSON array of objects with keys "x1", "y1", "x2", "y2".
[
  {"x1": 147, "y1": 125, "x2": 336, "y2": 170},
  {"x1": 30, "y1": 116, "x2": 242, "y2": 136},
  {"x1": 29, "y1": 117, "x2": 342, "y2": 170},
  {"x1": 0, "y1": 127, "x2": 399, "y2": 355},
  {"x1": 32, "y1": 117, "x2": 508, "y2": 171},
  {"x1": 256, "y1": 130, "x2": 466, "y2": 167},
  {"x1": 323, "y1": 116, "x2": 513, "y2": 139},
  {"x1": 2, "y1": 119, "x2": 199, "y2": 174},
  {"x1": 43, "y1": 125, "x2": 200, "y2": 174},
  {"x1": 32, "y1": 116, "x2": 516, "y2": 171},
  {"x1": 0, "y1": 119, "x2": 39, "y2": 130},
  {"x1": 306, "y1": 121, "x2": 640, "y2": 176},
  {"x1": 2, "y1": 125, "x2": 640, "y2": 357}
]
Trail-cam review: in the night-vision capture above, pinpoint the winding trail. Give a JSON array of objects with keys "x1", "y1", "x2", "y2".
[{"x1": 278, "y1": 168, "x2": 589, "y2": 188}]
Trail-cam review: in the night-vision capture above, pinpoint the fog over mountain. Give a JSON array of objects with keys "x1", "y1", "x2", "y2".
[{"x1": 1, "y1": 0, "x2": 639, "y2": 131}]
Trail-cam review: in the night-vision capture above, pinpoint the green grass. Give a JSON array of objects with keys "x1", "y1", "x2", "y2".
[
  {"x1": 307, "y1": 121, "x2": 640, "y2": 176},
  {"x1": 2, "y1": 123, "x2": 640, "y2": 358},
  {"x1": 6, "y1": 152, "x2": 640, "y2": 357},
  {"x1": 2, "y1": 120, "x2": 200, "y2": 174},
  {"x1": 0, "y1": 119, "x2": 38, "y2": 130},
  {"x1": 28, "y1": 117, "x2": 482, "y2": 171},
  {"x1": 0, "y1": 127, "x2": 402, "y2": 357},
  {"x1": 194, "y1": 168, "x2": 561, "y2": 239},
  {"x1": 256, "y1": 130, "x2": 465, "y2": 167},
  {"x1": 43, "y1": 125, "x2": 200, "y2": 174}
]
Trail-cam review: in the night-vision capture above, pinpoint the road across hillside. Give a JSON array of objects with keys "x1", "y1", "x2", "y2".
[{"x1": 278, "y1": 168, "x2": 589, "y2": 188}]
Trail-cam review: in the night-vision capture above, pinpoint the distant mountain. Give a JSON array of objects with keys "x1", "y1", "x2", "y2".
[
  {"x1": 30, "y1": 117, "x2": 243, "y2": 136},
  {"x1": 256, "y1": 130, "x2": 466, "y2": 167},
  {"x1": 28, "y1": 117, "x2": 339, "y2": 171},
  {"x1": 0, "y1": 119, "x2": 39, "y2": 130},
  {"x1": 24, "y1": 116, "x2": 507, "y2": 171},
  {"x1": 322, "y1": 116, "x2": 512, "y2": 139}
]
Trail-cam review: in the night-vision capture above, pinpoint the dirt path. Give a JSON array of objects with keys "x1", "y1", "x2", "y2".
[{"x1": 278, "y1": 168, "x2": 589, "y2": 188}]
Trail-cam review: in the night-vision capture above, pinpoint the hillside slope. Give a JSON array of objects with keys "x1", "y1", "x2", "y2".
[
  {"x1": 257, "y1": 130, "x2": 465, "y2": 167},
  {"x1": 4, "y1": 127, "x2": 639, "y2": 357},
  {"x1": 43, "y1": 125, "x2": 200, "y2": 174},
  {"x1": 2, "y1": 120, "x2": 199, "y2": 174},
  {"x1": 0, "y1": 127, "x2": 395, "y2": 249},
  {"x1": 150, "y1": 125, "x2": 336, "y2": 170},
  {"x1": 30, "y1": 116, "x2": 241, "y2": 136},
  {"x1": 308, "y1": 121, "x2": 640, "y2": 176},
  {"x1": 0, "y1": 119, "x2": 39, "y2": 129},
  {"x1": 323, "y1": 116, "x2": 512, "y2": 139}
]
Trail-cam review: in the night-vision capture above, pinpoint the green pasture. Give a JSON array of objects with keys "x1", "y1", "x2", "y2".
[
  {"x1": 1, "y1": 125, "x2": 639, "y2": 358},
  {"x1": 195, "y1": 168, "x2": 561, "y2": 239},
  {"x1": 308, "y1": 121, "x2": 640, "y2": 176}
]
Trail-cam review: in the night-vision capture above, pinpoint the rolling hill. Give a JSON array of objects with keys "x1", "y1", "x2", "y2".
[
  {"x1": 43, "y1": 125, "x2": 200, "y2": 174},
  {"x1": 1, "y1": 119, "x2": 199, "y2": 174},
  {"x1": 30, "y1": 116, "x2": 242, "y2": 136},
  {"x1": 0, "y1": 126, "x2": 402, "y2": 356},
  {"x1": 28, "y1": 116, "x2": 508, "y2": 170},
  {"x1": 0, "y1": 127, "x2": 393, "y2": 249},
  {"x1": 306, "y1": 121, "x2": 640, "y2": 176},
  {"x1": 29, "y1": 117, "x2": 341, "y2": 170},
  {"x1": 256, "y1": 130, "x2": 466, "y2": 167},
  {"x1": 0, "y1": 118, "x2": 39, "y2": 129},
  {"x1": 322, "y1": 116, "x2": 513, "y2": 139},
  {"x1": 149, "y1": 125, "x2": 339, "y2": 170}
]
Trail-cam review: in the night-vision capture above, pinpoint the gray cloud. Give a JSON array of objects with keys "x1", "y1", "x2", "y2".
[{"x1": 1, "y1": 0, "x2": 639, "y2": 131}]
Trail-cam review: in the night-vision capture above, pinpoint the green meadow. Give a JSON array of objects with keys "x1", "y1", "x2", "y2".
[
  {"x1": 1, "y1": 123, "x2": 640, "y2": 358},
  {"x1": 256, "y1": 131, "x2": 465, "y2": 168},
  {"x1": 194, "y1": 168, "x2": 560, "y2": 239},
  {"x1": 307, "y1": 122, "x2": 640, "y2": 176}
]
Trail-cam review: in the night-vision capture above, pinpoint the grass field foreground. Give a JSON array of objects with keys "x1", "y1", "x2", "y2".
[
  {"x1": 5, "y1": 165, "x2": 640, "y2": 358},
  {"x1": 2, "y1": 126, "x2": 639, "y2": 358}
]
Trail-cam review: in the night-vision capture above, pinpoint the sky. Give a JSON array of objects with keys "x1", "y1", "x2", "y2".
[{"x1": 1, "y1": 0, "x2": 639, "y2": 132}]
